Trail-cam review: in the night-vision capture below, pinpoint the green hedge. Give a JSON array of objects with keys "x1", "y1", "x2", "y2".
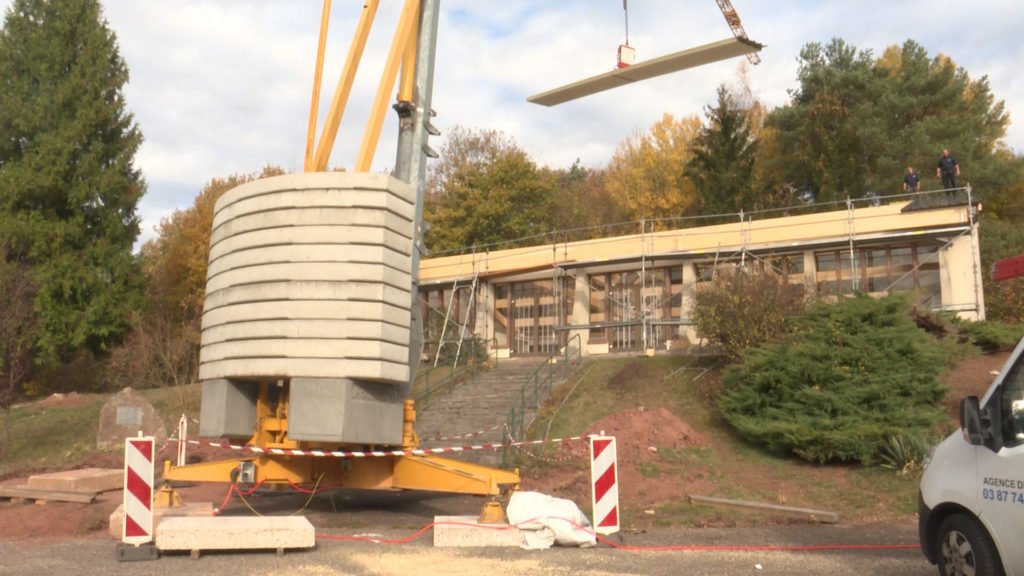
[{"x1": 718, "y1": 294, "x2": 950, "y2": 464}]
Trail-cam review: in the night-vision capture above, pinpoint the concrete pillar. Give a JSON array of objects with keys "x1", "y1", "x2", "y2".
[
  {"x1": 803, "y1": 250, "x2": 818, "y2": 297},
  {"x1": 941, "y1": 231, "x2": 985, "y2": 321},
  {"x1": 570, "y1": 272, "x2": 590, "y2": 355},
  {"x1": 680, "y1": 263, "x2": 699, "y2": 344}
]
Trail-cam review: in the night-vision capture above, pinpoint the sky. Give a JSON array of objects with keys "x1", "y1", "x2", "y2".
[{"x1": 2, "y1": 1, "x2": 1022, "y2": 247}]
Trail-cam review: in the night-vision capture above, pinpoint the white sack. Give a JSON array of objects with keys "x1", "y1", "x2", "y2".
[{"x1": 506, "y1": 491, "x2": 597, "y2": 549}]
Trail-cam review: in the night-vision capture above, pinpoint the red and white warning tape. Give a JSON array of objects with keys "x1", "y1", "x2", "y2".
[
  {"x1": 167, "y1": 435, "x2": 591, "y2": 459},
  {"x1": 421, "y1": 424, "x2": 503, "y2": 442}
]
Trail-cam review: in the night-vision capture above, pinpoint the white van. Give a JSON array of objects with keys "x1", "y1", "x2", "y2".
[{"x1": 919, "y1": 336, "x2": 1024, "y2": 576}]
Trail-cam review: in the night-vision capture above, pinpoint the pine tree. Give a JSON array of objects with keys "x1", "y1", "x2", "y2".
[
  {"x1": 685, "y1": 84, "x2": 758, "y2": 217},
  {"x1": 0, "y1": 0, "x2": 145, "y2": 362}
]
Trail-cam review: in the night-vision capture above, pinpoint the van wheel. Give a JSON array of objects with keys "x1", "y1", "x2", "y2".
[{"x1": 936, "y1": 514, "x2": 1003, "y2": 576}]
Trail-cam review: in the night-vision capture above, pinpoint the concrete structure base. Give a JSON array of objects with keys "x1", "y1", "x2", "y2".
[
  {"x1": 432, "y1": 515, "x2": 523, "y2": 548},
  {"x1": 109, "y1": 501, "x2": 215, "y2": 539},
  {"x1": 115, "y1": 542, "x2": 159, "y2": 562},
  {"x1": 28, "y1": 468, "x2": 122, "y2": 493},
  {"x1": 154, "y1": 516, "x2": 315, "y2": 556}
]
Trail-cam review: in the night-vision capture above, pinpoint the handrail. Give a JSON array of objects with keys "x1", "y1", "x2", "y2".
[
  {"x1": 413, "y1": 337, "x2": 498, "y2": 410},
  {"x1": 502, "y1": 333, "x2": 582, "y2": 466}
]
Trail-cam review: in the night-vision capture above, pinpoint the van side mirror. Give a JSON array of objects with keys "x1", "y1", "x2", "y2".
[{"x1": 960, "y1": 396, "x2": 984, "y2": 445}]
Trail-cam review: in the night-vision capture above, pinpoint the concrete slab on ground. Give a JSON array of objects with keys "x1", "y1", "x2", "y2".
[
  {"x1": 27, "y1": 468, "x2": 122, "y2": 493},
  {"x1": 109, "y1": 502, "x2": 215, "y2": 539},
  {"x1": 433, "y1": 515, "x2": 523, "y2": 548},
  {"x1": 154, "y1": 516, "x2": 315, "y2": 555}
]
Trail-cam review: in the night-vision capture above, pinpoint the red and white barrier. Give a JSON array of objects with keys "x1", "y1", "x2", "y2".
[
  {"x1": 589, "y1": 434, "x2": 619, "y2": 535},
  {"x1": 122, "y1": 435, "x2": 155, "y2": 545},
  {"x1": 176, "y1": 414, "x2": 187, "y2": 467}
]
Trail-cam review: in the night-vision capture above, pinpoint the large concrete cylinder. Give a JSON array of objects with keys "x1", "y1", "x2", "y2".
[{"x1": 197, "y1": 172, "x2": 414, "y2": 444}]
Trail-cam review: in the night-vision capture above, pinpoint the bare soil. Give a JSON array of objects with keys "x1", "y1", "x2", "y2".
[{"x1": 0, "y1": 351, "x2": 1010, "y2": 543}]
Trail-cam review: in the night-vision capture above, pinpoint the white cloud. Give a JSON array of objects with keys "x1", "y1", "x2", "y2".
[{"x1": 1, "y1": 0, "x2": 1021, "y2": 247}]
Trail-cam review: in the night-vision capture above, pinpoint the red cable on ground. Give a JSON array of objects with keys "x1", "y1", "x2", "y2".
[
  {"x1": 316, "y1": 518, "x2": 919, "y2": 552},
  {"x1": 215, "y1": 484, "x2": 234, "y2": 515}
]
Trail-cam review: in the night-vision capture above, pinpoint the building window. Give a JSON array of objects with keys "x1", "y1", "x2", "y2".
[{"x1": 814, "y1": 243, "x2": 942, "y2": 306}]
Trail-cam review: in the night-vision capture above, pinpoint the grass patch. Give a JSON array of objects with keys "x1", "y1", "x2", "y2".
[
  {"x1": 0, "y1": 383, "x2": 202, "y2": 479},
  {"x1": 521, "y1": 352, "x2": 931, "y2": 527}
]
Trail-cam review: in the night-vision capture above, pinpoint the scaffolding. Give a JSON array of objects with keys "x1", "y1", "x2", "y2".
[{"x1": 423, "y1": 187, "x2": 984, "y2": 356}]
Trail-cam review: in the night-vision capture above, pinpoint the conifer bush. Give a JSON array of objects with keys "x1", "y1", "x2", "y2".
[{"x1": 718, "y1": 294, "x2": 949, "y2": 464}]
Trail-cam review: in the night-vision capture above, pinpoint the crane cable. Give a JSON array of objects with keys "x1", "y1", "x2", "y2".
[{"x1": 622, "y1": 0, "x2": 630, "y2": 47}]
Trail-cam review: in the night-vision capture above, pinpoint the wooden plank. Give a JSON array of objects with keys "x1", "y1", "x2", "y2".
[
  {"x1": 528, "y1": 37, "x2": 762, "y2": 107},
  {"x1": 688, "y1": 494, "x2": 839, "y2": 524},
  {"x1": 0, "y1": 486, "x2": 96, "y2": 504}
]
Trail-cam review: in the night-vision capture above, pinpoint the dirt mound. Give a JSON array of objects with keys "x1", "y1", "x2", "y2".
[
  {"x1": 941, "y1": 351, "x2": 1009, "y2": 419},
  {"x1": 521, "y1": 406, "x2": 707, "y2": 511}
]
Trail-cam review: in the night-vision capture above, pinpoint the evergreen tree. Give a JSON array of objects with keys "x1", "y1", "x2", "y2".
[
  {"x1": 719, "y1": 294, "x2": 950, "y2": 464},
  {"x1": 685, "y1": 84, "x2": 758, "y2": 217},
  {"x1": 0, "y1": 0, "x2": 145, "y2": 362},
  {"x1": 765, "y1": 38, "x2": 1009, "y2": 204}
]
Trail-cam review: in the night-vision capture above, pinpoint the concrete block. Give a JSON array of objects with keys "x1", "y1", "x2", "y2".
[
  {"x1": 206, "y1": 242, "x2": 412, "y2": 279},
  {"x1": 198, "y1": 357, "x2": 410, "y2": 385},
  {"x1": 214, "y1": 191, "x2": 414, "y2": 228},
  {"x1": 432, "y1": 516, "x2": 523, "y2": 548},
  {"x1": 115, "y1": 542, "x2": 159, "y2": 562},
  {"x1": 201, "y1": 319, "x2": 410, "y2": 347},
  {"x1": 211, "y1": 207, "x2": 413, "y2": 246},
  {"x1": 288, "y1": 378, "x2": 405, "y2": 445},
  {"x1": 201, "y1": 299, "x2": 410, "y2": 330},
  {"x1": 209, "y1": 225, "x2": 412, "y2": 261},
  {"x1": 109, "y1": 501, "x2": 215, "y2": 539},
  {"x1": 154, "y1": 516, "x2": 315, "y2": 553},
  {"x1": 27, "y1": 468, "x2": 122, "y2": 493},
  {"x1": 204, "y1": 261, "x2": 410, "y2": 295},
  {"x1": 203, "y1": 282, "x2": 410, "y2": 314},
  {"x1": 201, "y1": 339, "x2": 409, "y2": 364},
  {"x1": 199, "y1": 379, "x2": 257, "y2": 438},
  {"x1": 213, "y1": 173, "x2": 412, "y2": 215}
]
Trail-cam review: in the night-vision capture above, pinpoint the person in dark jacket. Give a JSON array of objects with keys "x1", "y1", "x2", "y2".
[
  {"x1": 903, "y1": 165, "x2": 920, "y2": 193},
  {"x1": 936, "y1": 149, "x2": 959, "y2": 190}
]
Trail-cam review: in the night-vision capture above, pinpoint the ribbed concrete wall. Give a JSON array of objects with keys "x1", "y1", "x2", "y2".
[{"x1": 197, "y1": 172, "x2": 415, "y2": 385}]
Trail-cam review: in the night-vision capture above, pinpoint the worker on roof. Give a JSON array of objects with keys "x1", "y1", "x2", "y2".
[
  {"x1": 903, "y1": 165, "x2": 920, "y2": 194},
  {"x1": 936, "y1": 149, "x2": 960, "y2": 190}
]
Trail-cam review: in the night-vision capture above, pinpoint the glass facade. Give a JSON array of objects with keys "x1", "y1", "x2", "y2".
[
  {"x1": 420, "y1": 240, "x2": 956, "y2": 357},
  {"x1": 814, "y1": 243, "x2": 941, "y2": 304}
]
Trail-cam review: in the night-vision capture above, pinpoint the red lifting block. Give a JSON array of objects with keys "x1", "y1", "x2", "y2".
[{"x1": 992, "y1": 254, "x2": 1024, "y2": 282}]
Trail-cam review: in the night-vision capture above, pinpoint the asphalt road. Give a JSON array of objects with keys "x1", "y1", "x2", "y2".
[
  {"x1": 0, "y1": 526, "x2": 935, "y2": 576},
  {"x1": 0, "y1": 490, "x2": 937, "y2": 576}
]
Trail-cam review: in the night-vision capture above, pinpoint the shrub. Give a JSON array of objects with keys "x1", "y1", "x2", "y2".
[
  {"x1": 959, "y1": 320, "x2": 1024, "y2": 353},
  {"x1": 718, "y1": 294, "x2": 949, "y2": 464},
  {"x1": 878, "y1": 434, "x2": 937, "y2": 476},
  {"x1": 692, "y1": 264, "x2": 807, "y2": 361}
]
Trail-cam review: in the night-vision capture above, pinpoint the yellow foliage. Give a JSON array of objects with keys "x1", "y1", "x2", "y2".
[{"x1": 605, "y1": 113, "x2": 701, "y2": 224}]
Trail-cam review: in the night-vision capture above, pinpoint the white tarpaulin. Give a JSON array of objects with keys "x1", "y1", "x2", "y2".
[{"x1": 506, "y1": 491, "x2": 597, "y2": 550}]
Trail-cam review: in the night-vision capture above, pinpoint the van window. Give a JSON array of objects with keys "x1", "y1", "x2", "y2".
[{"x1": 1000, "y1": 358, "x2": 1024, "y2": 447}]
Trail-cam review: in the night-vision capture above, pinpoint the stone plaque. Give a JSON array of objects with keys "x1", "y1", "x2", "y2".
[
  {"x1": 96, "y1": 387, "x2": 168, "y2": 450},
  {"x1": 115, "y1": 406, "x2": 143, "y2": 427}
]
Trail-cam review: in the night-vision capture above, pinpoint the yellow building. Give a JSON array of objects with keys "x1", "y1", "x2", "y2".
[{"x1": 418, "y1": 192, "x2": 984, "y2": 358}]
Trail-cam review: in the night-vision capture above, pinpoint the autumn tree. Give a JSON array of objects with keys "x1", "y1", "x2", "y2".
[
  {"x1": 0, "y1": 0, "x2": 145, "y2": 365},
  {"x1": 105, "y1": 166, "x2": 285, "y2": 390},
  {"x1": 604, "y1": 114, "x2": 701, "y2": 225},
  {"x1": 546, "y1": 161, "x2": 632, "y2": 241},
  {"x1": 424, "y1": 127, "x2": 556, "y2": 253}
]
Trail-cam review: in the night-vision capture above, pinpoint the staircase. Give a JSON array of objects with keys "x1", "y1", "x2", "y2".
[{"x1": 414, "y1": 358, "x2": 548, "y2": 467}]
